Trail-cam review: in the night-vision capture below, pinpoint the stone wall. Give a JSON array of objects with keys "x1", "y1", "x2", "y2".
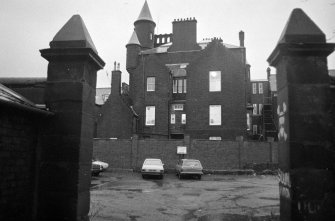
[
  {"x1": 93, "y1": 137, "x2": 278, "y2": 171},
  {"x1": 0, "y1": 104, "x2": 41, "y2": 221}
]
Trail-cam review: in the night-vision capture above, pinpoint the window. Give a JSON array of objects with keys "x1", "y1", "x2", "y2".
[
  {"x1": 252, "y1": 83, "x2": 257, "y2": 94},
  {"x1": 181, "y1": 114, "x2": 186, "y2": 124},
  {"x1": 259, "y1": 83, "x2": 263, "y2": 94},
  {"x1": 209, "y1": 105, "x2": 221, "y2": 125},
  {"x1": 253, "y1": 104, "x2": 257, "y2": 115},
  {"x1": 149, "y1": 33, "x2": 153, "y2": 40},
  {"x1": 209, "y1": 71, "x2": 221, "y2": 92},
  {"x1": 253, "y1": 125, "x2": 258, "y2": 135},
  {"x1": 209, "y1": 137, "x2": 222, "y2": 140},
  {"x1": 172, "y1": 104, "x2": 184, "y2": 111},
  {"x1": 173, "y1": 78, "x2": 186, "y2": 93},
  {"x1": 145, "y1": 106, "x2": 155, "y2": 126},
  {"x1": 178, "y1": 79, "x2": 183, "y2": 93},
  {"x1": 170, "y1": 114, "x2": 175, "y2": 124},
  {"x1": 247, "y1": 113, "x2": 250, "y2": 130},
  {"x1": 259, "y1": 104, "x2": 263, "y2": 115},
  {"x1": 147, "y1": 77, "x2": 155, "y2": 91}
]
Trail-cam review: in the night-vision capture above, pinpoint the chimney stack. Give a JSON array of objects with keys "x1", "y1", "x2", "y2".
[
  {"x1": 168, "y1": 18, "x2": 201, "y2": 52},
  {"x1": 112, "y1": 61, "x2": 122, "y2": 94},
  {"x1": 239, "y1": 31, "x2": 245, "y2": 47}
]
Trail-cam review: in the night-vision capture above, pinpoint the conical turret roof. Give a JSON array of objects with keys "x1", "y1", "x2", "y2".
[
  {"x1": 126, "y1": 30, "x2": 141, "y2": 46},
  {"x1": 51, "y1": 14, "x2": 98, "y2": 53},
  {"x1": 278, "y1": 8, "x2": 325, "y2": 44},
  {"x1": 136, "y1": 0, "x2": 154, "y2": 23}
]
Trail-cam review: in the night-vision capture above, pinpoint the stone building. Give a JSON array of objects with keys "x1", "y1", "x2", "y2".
[
  {"x1": 247, "y1": 68, "x2": 278, "y2": 141},
  {"x1": 97, "y1": 0, "x2": 249, "y2": 140}
]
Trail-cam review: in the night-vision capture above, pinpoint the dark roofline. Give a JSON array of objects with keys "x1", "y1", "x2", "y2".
[
  {"x1": 0, "y1": 77, "x2": 47, "y2": 85},
  {"x1": 0, "y1": 83, "x2": 52, "y2": 116}
]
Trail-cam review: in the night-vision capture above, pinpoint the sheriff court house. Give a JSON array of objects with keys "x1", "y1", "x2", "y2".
[{"x1": 96, "y1": 1, "x2": 259, "y2": 140}]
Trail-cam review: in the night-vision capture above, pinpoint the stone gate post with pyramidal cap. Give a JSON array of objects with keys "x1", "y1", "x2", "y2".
[
  {"x1": 268, "y1": 8, "x2": 335, "y2": 221},
  {"x1": 38, "y1": 15, "x2": 105, "y2": 221}
]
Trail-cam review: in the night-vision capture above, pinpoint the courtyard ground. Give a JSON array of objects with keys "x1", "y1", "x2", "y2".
[{"x1": 90, "y1": 171, "x2": 279, "y2": 221}]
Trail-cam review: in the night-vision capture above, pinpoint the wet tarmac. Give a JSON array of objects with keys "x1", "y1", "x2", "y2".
[{"x1": 90, "y1": 171, "x2": 279, "y2": 221}]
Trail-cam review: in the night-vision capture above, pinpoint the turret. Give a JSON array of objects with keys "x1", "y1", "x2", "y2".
[
  {"x1": 126, "y1": 30, "x2": 141, "y2": 71},
  {"x1": 134, "y1": 0, "x2": 156, "y2": 49}
]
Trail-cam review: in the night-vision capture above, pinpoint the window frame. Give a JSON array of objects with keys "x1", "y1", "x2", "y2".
[
  {"x1": 181, "y1": 114, "x2": 186, "y2": 124},
  {"x1": 209, "y1": 71, "x2": 221, "y2": 92},
  {"x1": 209, "y1": 105, "x2": 222, "y2": 126},
  {"x1": 170, "y1": 114, "x2": 175, "y2": 124},
  {"x1": 173, "y1": 78, "x2": 187, "y2": 94},
  {"x1": 146, "y1": 77, "x2": 155, "y2": 92},
  {"x1": 172, "y1": 104, "x2": 184, "y2": 111},
  {"x1": 145, "y1": 106, "x2": 155, "y2": 126},
  {"x1": 253, "y1": 125, "x2": 258, "y2": 135},
  {"x1": 258, "y1": 83, "x2": 263, "y2": 94},
  {"x1": 253, "y1": 104, "x2": 258, "y2": 115},
  {"x1": 252, "y1": 83, "x2": 257, "y2": 94}
]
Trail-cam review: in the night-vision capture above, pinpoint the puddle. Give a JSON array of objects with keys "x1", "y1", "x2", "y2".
[
  {"x1": 198, "y1": 213, "x2": 279, "y2": 221},
  {"x1": 129, "y1": 215, "x2": 141, "y2": 221},
  {"x1": 183, "y1": 192, "x2": 200, "y2": 196},
  {"x1": 107, "y1": 188, "x2": 143, "y2": 193}
]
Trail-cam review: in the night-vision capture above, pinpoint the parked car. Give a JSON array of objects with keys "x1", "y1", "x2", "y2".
[
  {"x1": 141, "y1": 158, "x2": 164, "y2": 179},
  {"x1": 92, "y1": 159, "x2": 109, "y2": 171},
  {"x1": 91, "y1": 161, "x2": 103, "y2": 176},
  {"x1": 176, "y1": 159, "x2": 203, "y2": 180}
]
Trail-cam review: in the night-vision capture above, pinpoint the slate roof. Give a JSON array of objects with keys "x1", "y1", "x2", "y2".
[
  {"x1": 50, "y1": 14, "x2": 98, "y2": 53},
  {"x1": 277, "y1": 8, "x2": 325, "y2": 44},
  {"x1": 136, "y1": 0, "x2": 154, "y2": 23},
  {"x1": 127, "y1": 30, "x2": 141, "y2": 46}
]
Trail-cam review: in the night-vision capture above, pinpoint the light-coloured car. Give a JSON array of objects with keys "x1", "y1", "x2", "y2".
[
  {"x1": 92, "y1": 159, "x2": 109, "y2": 171},
  {"x1": 91, "y1": 161, "x2": 103, "y2": 176},
  {"x1": 141, "y1": 158, "x2": 164, "y2": 179},
  {"x1": 176, "y1": 159, "x2": 203, "y2": 180}
]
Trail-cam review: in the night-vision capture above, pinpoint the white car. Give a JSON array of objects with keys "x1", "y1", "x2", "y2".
[
  {"x1": 92, "y1": 159, "x2": 109, "y2": 171},
  {"x1": 141, "y1": 158, "x2": 164, "y2": 179}
]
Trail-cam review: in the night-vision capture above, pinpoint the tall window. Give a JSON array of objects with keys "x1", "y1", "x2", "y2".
[
  {"x1": 247, "y1": 113, "x2": 250, "y2": 130},
  {"x1": 252, "y1": 83, "x2": 257, "y2": 94},
  {"x1": 259, "y1": 83, "x2": 263, "y2": 94},
  {"x1": 209, "y1": 105, "x2": 221, "y2": 125},
  {"x1": 147, "y1": 77, "x2": 155, "y2": 91},
  {"x1": 253, "y1": 104, "x2": 257, "y2": 115},
  {"x1": 173, "y1": 78, "x2": 186, "y2": 93},
  {"x1": 209, "y1": 71, "x2": 221, "y2": 92},
  {"x1": 259, "y1": 104, "x2": 263, "y2": 115},
  {"x1": 181, "y1": 114, "x2": 186, "y2": 124},
  {"x1": 170, "y1": 114, "x2": 175, "y2": 124},
  {"x1": 145, "y1": 106, "x2": 155, "y2": 126},
  {"x1": 253, "y1": 125, "x2": 258, "y2": 135}
]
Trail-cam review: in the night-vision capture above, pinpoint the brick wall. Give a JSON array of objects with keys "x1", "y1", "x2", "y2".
[
  {"x1": 93, "y1": 138, "x2": 278, "y2": 171},
  {"x1": 0, "y1": 104, "x2": 41, "y2": 221}
]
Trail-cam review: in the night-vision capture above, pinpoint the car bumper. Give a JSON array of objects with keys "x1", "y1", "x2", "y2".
[
  {"x1": 180, "y1": 171, "x2": 203, "y2": 175},
  {"x1": 141, "y1": 171, "x2": 164, "y2": 176}
]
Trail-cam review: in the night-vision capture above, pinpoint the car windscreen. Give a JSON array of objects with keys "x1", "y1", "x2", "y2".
[
  {"x1": 183, "y1": 161, "x2": 201, "y2": 167},
  {"x1": 144, "y1": 160, "x2": 162, "y2": 165}
]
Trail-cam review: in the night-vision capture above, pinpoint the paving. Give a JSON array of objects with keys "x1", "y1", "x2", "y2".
[{"x1": 89, "y1": 171, "x2": 279, "y2": 221}]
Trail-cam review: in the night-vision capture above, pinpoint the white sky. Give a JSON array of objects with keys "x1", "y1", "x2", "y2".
[{"x1": 0, "y1": 0, "x2": 334, "y2": 88}]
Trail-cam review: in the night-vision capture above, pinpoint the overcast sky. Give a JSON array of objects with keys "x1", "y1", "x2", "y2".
[{"x1": 0, "y1": 0, "x2": 334, "y2": 88}]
